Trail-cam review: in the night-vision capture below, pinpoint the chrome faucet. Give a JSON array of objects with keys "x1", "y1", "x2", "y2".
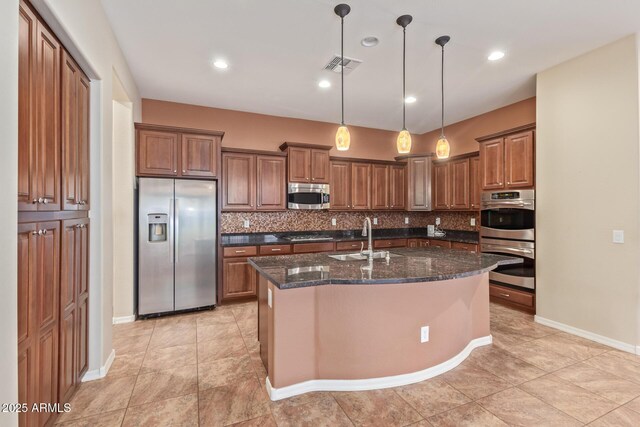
[{"x1": 361, "y1": 217, "x2": 373, "y2": 260}]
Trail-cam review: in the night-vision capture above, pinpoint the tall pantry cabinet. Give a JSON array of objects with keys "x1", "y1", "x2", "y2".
[{"x1": 18, "y1": 1, "x2": 90, "y2": 425}]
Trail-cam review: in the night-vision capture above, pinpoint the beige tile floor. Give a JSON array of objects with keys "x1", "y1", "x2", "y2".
[{"x1": 55, "y1": 302, "x2": 640, "y2": 426}]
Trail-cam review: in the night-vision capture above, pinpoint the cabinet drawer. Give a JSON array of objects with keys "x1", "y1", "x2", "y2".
[
  {"x1": 373, "y1": 239, "x2": 407, "y2": 249},
  {"x1": 451, "y1": 242, "x2": 478, "y2": 253},
  {"x1": 336, "y1": 241, "x2": 365, "y2": 251},
  {"x1": 428, "y1": 239, "x2": 451, "y2": 249},
  {"x1": 223, "y1": 246, "x2": 258, "y2": 257},
  {"x1": 259, "y1": 245, "x2": 291, "y2": 255},
  {"x1": 490, "y1": 284, "x2": 534, "y2": 308},
  {"x1": 293, "y1": 242, "x2": 335, "y2": 254}
]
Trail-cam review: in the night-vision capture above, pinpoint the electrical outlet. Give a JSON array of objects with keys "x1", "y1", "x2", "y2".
[
  {"x1": 613, "y1": 230, "x2": 624, "y2": 244},
  {"x1": 243, "y1": 219, "x2": 250, "y2": 228},
  {"x1": 267, "y1": 288, "x2": 273, "y2": 308},
  {"x1": 420, "y1": 326, "x2": 430, "y2": 343},
  {"x1": 435, "y1": 217, "x2": 441, "y2": 226},
  {"x1": 373, "y1": 218, "x2": 378, "y2": 225},
  {"x1": 470, "y1": 218, "x2": 476, "y2": 227},
  {"x1": 404, "y1": 217, "x2": 409, "y2": 224},
  {"x1": 331, "y1": 218, "x2": 337, "y2": 226}
]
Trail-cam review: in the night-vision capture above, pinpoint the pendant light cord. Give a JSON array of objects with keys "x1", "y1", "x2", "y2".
[
  {"x1": 440, "y1": 43, "x2": 445, "y2": 137},
  {"x1": 341, "y1": 16, "x2": 345, "y2": 126},
  {"x1": 402, "y1": 27, "x2": 406, "y2": 130}
]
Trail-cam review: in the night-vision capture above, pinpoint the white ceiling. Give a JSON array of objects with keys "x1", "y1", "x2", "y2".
[{"x1": 101, "y1": 0, "x2": 640, "y2": 133}]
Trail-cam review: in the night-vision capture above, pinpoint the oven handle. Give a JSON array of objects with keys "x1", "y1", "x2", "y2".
[
  {"x1": 481, "y1": 244, "x2": 535, "y2": 259},
  {"x1": 481, "y1": 201, "x2": 534, "y2": 209}
]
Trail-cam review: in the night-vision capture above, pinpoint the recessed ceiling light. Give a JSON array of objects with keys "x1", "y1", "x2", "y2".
[
  {"x1": 404, "y1": 96, "x2": 417, "y2": 104},
  {"x1": 318, "y1": 80, "x2": 331, "y2": 88},
  {"x1": 212, "y1": 59, "x2": 228, "y2": 69},
  {"x1": 361, "y1": 36, "x2": 379, "y2": 47},
  {"x1": 488, "y1": 51, "x2": 505, "y2": 61}
]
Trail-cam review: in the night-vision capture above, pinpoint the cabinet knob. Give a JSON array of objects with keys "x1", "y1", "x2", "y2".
[
  {"x1": 182, "y1": 170, "x2": 186, "y2": 173},
  {"x1": 174, "y1": 170, "x2": 177, "y2": 173},
  {"x1": 312, "y1": 178, "x2": 315, "y2": 181}
]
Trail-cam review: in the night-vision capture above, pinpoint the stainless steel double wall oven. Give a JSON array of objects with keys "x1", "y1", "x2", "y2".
[{"x1": 480, "y1": 189, "x2": 535, "y2": 290}]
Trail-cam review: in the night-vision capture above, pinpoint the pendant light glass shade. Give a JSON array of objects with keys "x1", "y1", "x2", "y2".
[
  {"x1": 435, "y1": 136, "x2": 450, "y2": 159},
  {"x1": 335, "y1": 125, "x2": 351, "y2": 151},
  {"x1": 396, "y1": 129, "x2": 412, "y2": 154}
]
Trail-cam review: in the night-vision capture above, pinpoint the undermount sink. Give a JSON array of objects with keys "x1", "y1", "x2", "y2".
[{"x1": 328, "y1": 251, "x2": 402, "y2": 261}]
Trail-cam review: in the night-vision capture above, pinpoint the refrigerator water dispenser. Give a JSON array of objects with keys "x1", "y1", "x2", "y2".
[{"x1": 148, "y1": 214, "x2": 168, "y2": 242}]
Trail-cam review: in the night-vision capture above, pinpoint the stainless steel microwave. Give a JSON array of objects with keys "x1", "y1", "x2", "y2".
[{"x1": 288, "y1": 183, "x2": 330, "y2": 209}]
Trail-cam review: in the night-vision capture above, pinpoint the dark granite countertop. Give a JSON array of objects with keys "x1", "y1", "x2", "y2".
[
  {"x1": 248, "y1": 247, "x2": 520, "y2": 289},
  {"x1": 221, "y1": 228, "x2": 478, "y2": 247}
]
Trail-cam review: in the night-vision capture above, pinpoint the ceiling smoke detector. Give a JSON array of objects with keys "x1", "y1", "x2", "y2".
[{"x1": 324, "y1": 55, "x2": 362, "y2": 75}]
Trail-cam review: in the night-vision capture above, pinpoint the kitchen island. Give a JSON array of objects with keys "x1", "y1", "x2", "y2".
[{"x1": 249, "y1": 247, "x2": 521, "y2": 401}]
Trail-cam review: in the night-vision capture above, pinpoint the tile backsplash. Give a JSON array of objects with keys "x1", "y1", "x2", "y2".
[{"x1": 221, "y1": 210, "x2": 479, "y2": 234}]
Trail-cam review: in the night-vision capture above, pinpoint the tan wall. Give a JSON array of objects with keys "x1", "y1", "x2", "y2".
[
  {"x1": 536, "y1": 35, "x2": 640, "y2": 347},
  {"x1": 417, "y1": 97, "x2": 536, "y2": 156}
]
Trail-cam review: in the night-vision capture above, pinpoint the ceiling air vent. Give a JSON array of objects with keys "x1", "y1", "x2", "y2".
[{"x1": 324, "y1": 55, "x2": 362, "y2": 75}]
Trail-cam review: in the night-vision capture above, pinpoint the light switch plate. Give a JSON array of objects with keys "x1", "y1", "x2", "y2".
[
  {"x1": 613, "y1": 230, "x2": 624, "y2": 244},
  {"x1": 331, "y1": 218, "x2": 337, "y2": 226},
  {"x1": 470, "y1": 218, "x2": 476, "y2": 227},
  {"x1": 405, "y1": 217, "x2": 409, "y2": 224},
  {"x1": 243, "y1": 219, "x2": 250, "y2": 228},
  {"x1": 373, "y1": 218, "x2": 378, "y2": 225},
  {"x1": 267, "y1": 288, "x2": 273, "y2": 308},
  {"x1": 420, "y1": 326, "x2": 430, "y2": 343}
]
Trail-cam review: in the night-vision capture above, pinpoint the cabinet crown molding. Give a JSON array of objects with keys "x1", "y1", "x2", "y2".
[
  {"x1": 135, "y1": 122, "x2": 225, "y2": 139},
  {"x1": 476, "y1": 123, "x2": 535, "y2": 143},
  {"x1": 279, "y1": 141, "x2": 333, "y2": 151}
]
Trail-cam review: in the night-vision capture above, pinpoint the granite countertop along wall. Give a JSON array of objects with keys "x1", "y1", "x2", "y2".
[
  {"x1": 221, "y1": 228, "x2": 478, "y2": 247},
  {"x1": 248, "y1": 247, "x2": 520, "y2": 289}
]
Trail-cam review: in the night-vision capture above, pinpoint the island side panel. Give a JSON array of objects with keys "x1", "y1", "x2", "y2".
[
  {"x1": 269, "y1": 273, "x2": 490, "y2": 389},
  {"x1": 257, "y1": 274, "x2": 269, "y2": 370}
]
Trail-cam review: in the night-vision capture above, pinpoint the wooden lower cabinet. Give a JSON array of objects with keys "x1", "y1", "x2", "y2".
[
  {"x1": 451, "y1": 242, "x2": 478, "y2": 253},
  {"x1": 293, "y1": 242, "x2": 335, "y2": 254},
  {"x1": 429, "y1": 239, "x2": 452, "y2": 249},
  {"x1": 222, "y1": 257, "x2": 257, "y2": 300},
  {"x1": 373, "y1": 239, "x2": 407, "y2": 249},
  {"x1": 490, "y1": 284, "x2": 535, "y2": 313},
  {"x1": 336, "y1": 241, "x2": 365, "y2": 251}
]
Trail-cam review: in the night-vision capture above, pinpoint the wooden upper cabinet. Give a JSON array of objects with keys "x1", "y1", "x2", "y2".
[
  {"x1": 330, "y1": 161, "x2": 351, "y2": 210},
  {"x1": 36, "y1": 21, "x2": 61, "y2": 211},
  {"x1": 450, "y1": 159, "x2": 470, "y2": 210},
  {"x1": 371, "y1": 165, "x2": 389, "y2": 210},
  {"x1": 479, "y1": 138, "x2": 505, "y2": 190},
  {"x1": 407, "y1": 157, "x2": 432, "y2": 211},
  {"x1": 469, "y1": 156, "x2": 481, "y2": 210},
  {"x1": 180, "y1": 133, "x2": 219, "y2": 177},
  {"x1": 504, "y1": 130, "x2": 534, "y2": 188},
  {"x1": 18, "y1": 2, "x2": 37, "y2": 212},
  {"x1": 136, "y1": 124, "x2": 223, "y2": 179},
  {"x1": 389, "y1": 165, "x2": 406, "y2": 210},
  {"x1": 222, "y1": 152, "x2": 255, "y2": 211},
  {"x1": 310, "y1": 149, "x2": 330, "y2": 183},
  {"x1": 280, "y1": 143, "x2": 332, "y2": 183},
  {"x1": 350, "y1": 163, "x2": 371, "y2": 209},
  {"x1": 287, "y1": 147, "x2": 311, "y2": 182},
  {"x1": 432, "y1": 163, "x2": 450, "y2": 210},
  {"x1": 256, "y1": 155, "x2": 286, "y2": 210},
  {"x1": 137, "y1": 129, "x2": 179, "y2": 176}
]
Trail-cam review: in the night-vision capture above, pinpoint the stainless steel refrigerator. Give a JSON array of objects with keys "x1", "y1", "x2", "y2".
[{"x1": 138, "y1": 178, "x2": 217, "y2": 316}]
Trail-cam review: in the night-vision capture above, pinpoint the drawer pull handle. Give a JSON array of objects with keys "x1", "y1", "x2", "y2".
[
  {"x1": 499, "y1": 293, "x2": 510, "y2": 298},
  {"x1": 271, "y1": 248, "x2": 281, "y2": 252},
  {"x1": 235, "y1": 250, "x2": 246, "y2": 254}
]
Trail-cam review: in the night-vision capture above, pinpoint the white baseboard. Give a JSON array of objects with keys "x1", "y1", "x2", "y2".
[
  {"x1": 535, "y1": 315, "x2": 638, "y2": 355},
  {"x1": 112, "y1": 315, "x2": 135, "y2": 324},
  {"x1": 81, "y1": 349, "x2": 115, "y2": 382},
  {"x1": 266, "y1": 335, "x2": 492, "y2": 401}
]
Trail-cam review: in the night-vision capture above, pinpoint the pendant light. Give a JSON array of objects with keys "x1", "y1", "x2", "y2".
[
  {"x1": 435, "y1": 35, "x2": 451, "y2": 159},
  {"x1": 334, "y1": 4, "x2": 351, "y2": 151},
  {"x1": 396, "y1": 15, "x2": 413, "y2": 154}
]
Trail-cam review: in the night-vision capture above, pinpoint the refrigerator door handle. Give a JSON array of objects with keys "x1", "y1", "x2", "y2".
[
  {"x1": 175, "y1": 198, "x2": 180, "y2": 263},
  {"x1": 169, "y1": 197, "x2": 175, "y2": 263}
]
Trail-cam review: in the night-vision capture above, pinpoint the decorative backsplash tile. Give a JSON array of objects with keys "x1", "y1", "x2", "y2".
[{"x1": 221, "y1": 210, "x2": 479, "y2": 233}]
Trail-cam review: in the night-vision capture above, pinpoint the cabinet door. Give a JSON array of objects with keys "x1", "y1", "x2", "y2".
[
  {"x1": 350, "y1": 163, "x2": 371, "y2": 210},
  {"x1": 256, "y1": 155, "x2": 286, "y2": 211},
  {"x1": 418, "y1": 239, "x2": 430, "y2": 248},
  {"x1": 77, "y1": 298, "x2": 88, "y2": 378},
  {"x1": 330, "y1": 161, "x2": 351, "y2": 210},
  {"x1": 61, "y1": 51, "x2": 79, "y2": 211},
  {"x1": 222, "y1": 258, "x2": 256, "y2": 299},
  {"x1": 18, "y1": 2, "x2": 37, "y2": 212},
  {"x1": 389, "y1": 165, "x2": 406, "y2": 210},
  {"x1": 450, "y1": 159, "x2": 470, "y2": 210},
  {"x1": 222, "y1": 153, "x2": 256, "y2": 211},
  {"x1": 432, "y1": 163, "x2": 450, "y2": 210},
  {"x1": 36, "y1": 22, "x2": 61, "y2": 211},
  {"x1": 287, "y1": 147, "x2": 311, "y2": 183},
  {"x1": 469, "y1": 156, "x2": 481, "y2": 210},
  {"x1": 137, "y1": 130, "x2": 179, "y2": 176},
  {"x1": 480, "y1": 138, "x2": 504, "y2": 190},
  {"x1": 408, "y1": 157, "x2": 431, "y2": 210},
  {"x1": 310, "y1": 149, "x2": 330, "y2": 183},
  {"x1": 77, "y1": 73, "x2": 90, "y2": 210},
  {"x1": 371, "y1": 165, "x2": 389, "y2": 210},
  {"x1": 180, "y1": 133, "x2": 219, "y2": 178},
  {"x1": 505, "y1": 130, "x2": 534, "y2": 188}
]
